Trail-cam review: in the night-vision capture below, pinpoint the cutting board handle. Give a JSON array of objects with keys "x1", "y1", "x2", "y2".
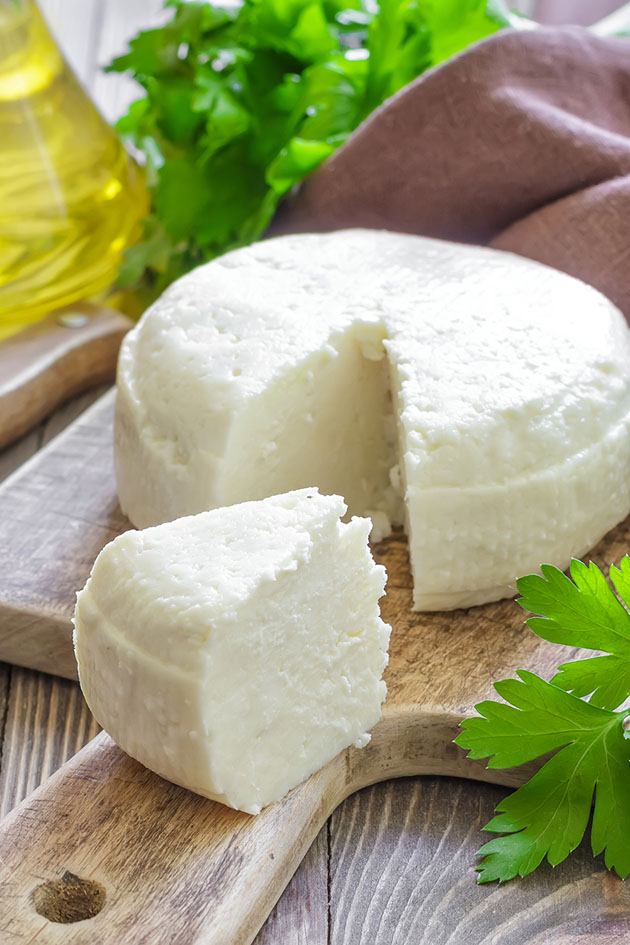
[
  {"x1": 0, "y1": 711, "x2": 522, "y2": 943},
  {"x1": 0, "y1": 304, "x2": 131, "y2": 450},
  {"x1": 0, "y1": 731, "x2": 348, "y2": 944}
]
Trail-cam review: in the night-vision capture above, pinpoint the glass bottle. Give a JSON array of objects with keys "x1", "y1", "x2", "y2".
[{"x1": 0, "y1": 0, "x2": 148, "y2": 340}]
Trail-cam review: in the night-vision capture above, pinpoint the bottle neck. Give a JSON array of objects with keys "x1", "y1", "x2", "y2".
[{"x1": 0, "y1": 0, "x2": 64, "y2": 101}]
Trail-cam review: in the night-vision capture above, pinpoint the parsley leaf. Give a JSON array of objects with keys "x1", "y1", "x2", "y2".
[
  {"x1": 518, "y1": 556, "x2": 630, "y2": 710},
  {"x1": 456, "y1": 669, "x2": 630, "y2": 882},
  {"x1": 457, "y1": 558, "x2": 630, "y2": 883},
  {"x1": 109, "y1": 0, "x2": 512, "y2": 297}
]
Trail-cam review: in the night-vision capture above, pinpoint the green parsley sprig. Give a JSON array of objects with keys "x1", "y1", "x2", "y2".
[
  {"x1": 456, "y1": 556, "x2": 630, "y2": 883},
  {"x1": 108, "y1": 0, "x2": 515, "y2": 300}
]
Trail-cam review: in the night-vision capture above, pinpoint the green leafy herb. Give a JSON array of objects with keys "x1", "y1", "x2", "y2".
[
  {"x1": 520, "y1": 558, "x2": 630, "y2": 712},
  {"x1": 455, "y1": 556, "x2": 630, "y2": 883},
  {"x1": 109, "y1": 0, "x2": 511, "y2": 298}
]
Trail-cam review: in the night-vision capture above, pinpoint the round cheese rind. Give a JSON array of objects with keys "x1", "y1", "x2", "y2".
[
  {"x1": 116, "y1": 229, "x2": 630, "y2": 610},
  {"x1": 74, "y1": 489, "x2": 390, "y2": 814}
]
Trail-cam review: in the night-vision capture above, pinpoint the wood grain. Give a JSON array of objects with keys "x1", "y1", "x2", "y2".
[
  {"x1": 0, "y1": 391, "x2": 628, "y2": 943},
  {"x1": 329, "y1": 777, "x2": 630, "y2": 945},
  {"x1": 0, "y1": 713, "x2": 529, "y2": 945},
  {"x1": 0, "y1": 707, "x2": 625, "y2": 944},
  {"x1": 254, "y1": 829, "x2": 328, "y2": 945},
  {"x1": 0, "y1": 305, "x2": 130, "y2": 450},
  {"x1": 0, "y1": 663, "x2": 10, "y2": 746},
  {"x1": 0, "y1": 386, "x2": 109, "y2": 485},
  {"x1": 0, "y1": 427, "x2": 41, "y2": 483},
  {"x1": 0, "y1": 669, "x2": 99, "y2": 818},
  {"x1": 0, "y1": 392, "x2": 126, "y2": 678},
  {"x1": 0, "y1": 386, "x2": 108, "y2": 817}
]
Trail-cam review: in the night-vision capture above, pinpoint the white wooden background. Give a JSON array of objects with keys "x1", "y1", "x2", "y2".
[{"x1": 0, "y1": 3, "x2": 624, "y2": 943}]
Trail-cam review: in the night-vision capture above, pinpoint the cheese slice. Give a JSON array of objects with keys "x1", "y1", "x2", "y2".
[
  {"x1": 116, "y1": 230, "x2": 630, "y2": 610},
  {"x1": 73, "y1": 489, "x2": 390, "y2": 814}
]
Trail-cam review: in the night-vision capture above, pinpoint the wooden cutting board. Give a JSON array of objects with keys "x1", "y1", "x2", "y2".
[
  {"x1": 0, "y1": 390, "x2": 628, "y2": 943},
  {"x1": 0, "y1": 304, "x2": 130, "y2": 451}
]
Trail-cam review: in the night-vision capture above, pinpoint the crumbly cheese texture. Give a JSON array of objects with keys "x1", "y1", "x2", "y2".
[
  {"x1": 116, "y1": 229, "x2": 630, "y2": 610},
  {"x1": 74, "y1": 489, "x2": 390, "y2": 814}
]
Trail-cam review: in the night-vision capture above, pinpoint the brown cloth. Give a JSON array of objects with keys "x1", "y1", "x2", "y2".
[{"x1": 279, "y1": 27, "x2": 630, "y2": 321}]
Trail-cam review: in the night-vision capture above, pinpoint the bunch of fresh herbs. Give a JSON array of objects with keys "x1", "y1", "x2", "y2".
[{"x1": 109, "y1": 0, "x2": 518, "y2": 298}]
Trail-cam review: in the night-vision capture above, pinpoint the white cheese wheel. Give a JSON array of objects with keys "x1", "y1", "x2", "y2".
[
  {"x1": 116, "y1": 230, "x2": 630, "y2": 610},
  {"x1": 74, "y1": 489, "x2": 390, "y2": 813}
]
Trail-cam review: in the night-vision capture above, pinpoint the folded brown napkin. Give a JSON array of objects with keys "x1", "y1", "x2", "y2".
[{"x1": 278, "y1": 26, "x2": 630, "y2": 321}]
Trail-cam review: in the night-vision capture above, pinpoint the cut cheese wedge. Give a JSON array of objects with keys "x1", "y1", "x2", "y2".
[
  {"x1": 116, "y1": 229, "x2": 630, "y2": 610},
  {"x1": 73, "y1": 489, "x2": 390, "y2": 814}
]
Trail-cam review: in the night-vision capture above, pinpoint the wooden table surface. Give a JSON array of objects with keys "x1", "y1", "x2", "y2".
[{"x1": 0, "y1": 4, "x2": 625, "y2": 943}]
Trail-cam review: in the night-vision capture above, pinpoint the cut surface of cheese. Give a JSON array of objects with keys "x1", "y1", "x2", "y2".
[
  {"x1": 116, "y1": 229, "x2": 630, "y2": 610},
  {"x1": 73, "y1": 489, "x2": 390, "y2": 814}
]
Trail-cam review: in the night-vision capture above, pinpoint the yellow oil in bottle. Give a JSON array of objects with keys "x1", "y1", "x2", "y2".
[{"x1": 0, "y1": 0, "x2": 148, "y2": 340}]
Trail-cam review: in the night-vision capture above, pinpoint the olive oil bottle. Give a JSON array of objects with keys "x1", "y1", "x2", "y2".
[{"x1": 0, "y1": 0, "x2": 148, "y2": 340}]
